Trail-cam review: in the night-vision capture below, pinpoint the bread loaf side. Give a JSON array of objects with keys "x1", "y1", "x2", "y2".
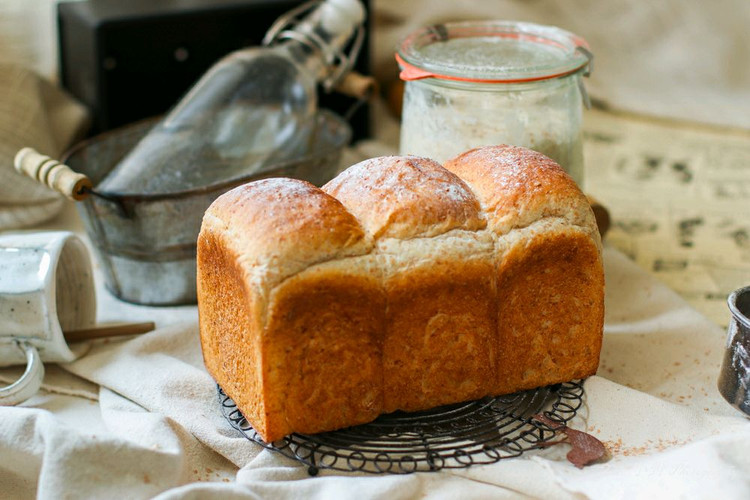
[
  {"x1": 444, "y1": 146, "x2": 604, "y2": 394},
  {"x1": 198, "y1": 145, "x2": 604, "y2": 441}
]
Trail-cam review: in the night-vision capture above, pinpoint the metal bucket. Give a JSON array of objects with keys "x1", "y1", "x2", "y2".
[{"x1": 63, "y1": 110, "x2": 351, "y2": 306}]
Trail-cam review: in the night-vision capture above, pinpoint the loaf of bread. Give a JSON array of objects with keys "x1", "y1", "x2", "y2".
[{"x1": 197, "y1": 145, "x2": 604, "y2": 442}]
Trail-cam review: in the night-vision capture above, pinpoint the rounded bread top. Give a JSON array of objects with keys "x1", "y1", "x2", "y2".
[
  {"x1": 322, "y1": 155, "x2": 485, "y2": 240},
  {"x1": 202, "y1": 178, "x2": 368, "y2": 282},
  {"x1": 443, "y1": 145, "x2": 595, "y2": 235}
]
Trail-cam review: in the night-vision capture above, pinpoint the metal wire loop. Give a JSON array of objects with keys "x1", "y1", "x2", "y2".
[{"x1": 219, "y1": 380, "x2": 585, "y2": 475}]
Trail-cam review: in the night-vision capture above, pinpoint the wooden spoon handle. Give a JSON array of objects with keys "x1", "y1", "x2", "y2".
[
  {"x1": 64, "y1": 322, "x2": 156, "y2": 343},
  {"x1": 14, "y1": 147, "x2": 92, "y2": 201}
]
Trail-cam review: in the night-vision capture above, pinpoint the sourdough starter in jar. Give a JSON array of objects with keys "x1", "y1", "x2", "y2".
[{"x1": 397, "y1": 22, "x2": 592, "y2": 186}]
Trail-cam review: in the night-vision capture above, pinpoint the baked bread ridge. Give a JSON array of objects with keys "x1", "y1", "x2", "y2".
[
  {"x1": 322, "y1": 156, "x2": 499, "y2": 413},
  {"x1": 444, "y1": 145, "x2": 600, "y2": 242},
  {"x1": 202, "y1": 178, "x2": 372, "y2": 292},
  {"x1": 198, "y1": 178, "x2": 377, "y2": 440},
  {"x1": 444, "y1": 145, "x2": 605, "y2": 394},
  {"x1": 198, "y1": 146, "x2": 605, "y2": 442},
  {"x1": 375, "y1": 230, "x2": 497, "y2": 413},
  {"x1": 322, "y1": 155, "x2": 487, "y2": 239}
]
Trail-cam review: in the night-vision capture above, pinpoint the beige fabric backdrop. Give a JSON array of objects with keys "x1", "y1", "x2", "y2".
[
  {"x1": 374, "y1": 0, "x2": 750, "y2": 129},
  {"x1": 1, "y1": 0, "x2": 749, "y2": 130}
]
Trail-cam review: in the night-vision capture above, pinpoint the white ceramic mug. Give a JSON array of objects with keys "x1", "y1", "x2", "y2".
[{"x1": 0, "y1": 231, "x2": 96, "y2": 405}]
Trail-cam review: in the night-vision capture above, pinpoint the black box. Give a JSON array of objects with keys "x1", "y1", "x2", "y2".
[{"x1": 58, "y1": 0, "x2": 371, "y2": 140}]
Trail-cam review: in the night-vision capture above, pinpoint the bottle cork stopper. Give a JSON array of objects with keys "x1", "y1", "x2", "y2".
[
  {"x1": 334, "y1": 71, "x2": 378, "y2": 100},
  {"x1": 14, "y1": 148, "x2": 92, "y2": 201}
]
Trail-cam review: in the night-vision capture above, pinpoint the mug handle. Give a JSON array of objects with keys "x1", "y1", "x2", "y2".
[{"x1": 0, "y1": 341, "x2": 45, "y2": 406}]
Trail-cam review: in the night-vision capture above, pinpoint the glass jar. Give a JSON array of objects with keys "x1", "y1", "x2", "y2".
[{"x1": 397, "y1": 21, "x2": 593, "y2": 186}]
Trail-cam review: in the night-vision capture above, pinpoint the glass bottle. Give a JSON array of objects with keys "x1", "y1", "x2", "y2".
[{"x1": 99, "y1": 0, "x2": 365, "y2": 195}]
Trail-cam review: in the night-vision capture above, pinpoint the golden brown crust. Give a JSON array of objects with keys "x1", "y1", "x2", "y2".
[
  {"x1": 382, "y1": 251, "x2": 497, "y2": 412},
  {"x1": 444, "y1": 145, "x2": 596, "y2": 236},
  {"x1": 263, "y1": 263, "x2": 386, "y2": 437},
  {"x1": 494, "y1": 226, "x2": 605, "y2": 394},
  {"x1": 323, "y1": 155, "x2": 486, "y2": 240},
  {"x1": 445, "y1": 145, "x2": 604, "y2": 396},
  {"x1": 204, "y1": 178, "x2": 370, "y2": 288},
  {"x1": 198, "y1": 146, "x2": 605, "y2": 442},
  {"x1": 197, "y1": 229, "x2": 271, "y2": 438}
]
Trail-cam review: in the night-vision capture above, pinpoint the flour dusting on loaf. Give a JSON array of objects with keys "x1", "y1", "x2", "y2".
[
  {"x1": 323, "y1": 155, "x2": 485, "y2": 240},
  {"x1": 200, "y1": 178, "x2": 371, "y2": 290},
  {"x1": 198, "y1": 145, "x2": 604, "y2": 441},
  {"x1": 445, "y1": 145, "x2": 595, "y2": 236}
]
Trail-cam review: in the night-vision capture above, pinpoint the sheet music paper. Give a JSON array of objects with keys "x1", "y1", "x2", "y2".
[{"x1": 584, "y1": 108, "x2": 750, "y2": 326}]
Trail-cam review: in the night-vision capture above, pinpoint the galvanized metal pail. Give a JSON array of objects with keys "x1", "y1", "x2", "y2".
[{"x1": 62, "y1": 110, "x2": 351, "y2": 305}]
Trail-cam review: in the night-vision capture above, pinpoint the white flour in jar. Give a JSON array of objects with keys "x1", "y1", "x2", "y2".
[{"x1": 400, "y1": 77, "x2": 584, "y2": 185}]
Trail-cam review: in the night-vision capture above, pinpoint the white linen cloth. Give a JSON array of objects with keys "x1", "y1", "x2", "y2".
[{"x1": 1, "y1": 228, "x2": 748, "y2": 499}]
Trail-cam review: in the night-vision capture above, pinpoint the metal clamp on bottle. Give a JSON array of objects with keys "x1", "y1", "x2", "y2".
[{"x1": 262, "y1": 0, "x2": 365, "y2": 92}]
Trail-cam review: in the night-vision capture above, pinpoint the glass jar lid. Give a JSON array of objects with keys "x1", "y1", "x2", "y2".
[{"x1": 397, "y1": 21, "x2": 592, "y2": 83}]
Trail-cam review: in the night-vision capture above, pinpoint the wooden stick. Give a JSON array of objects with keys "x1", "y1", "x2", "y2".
[{"x1": 64, "y1": 322, "x2": 155, "y2": 343}]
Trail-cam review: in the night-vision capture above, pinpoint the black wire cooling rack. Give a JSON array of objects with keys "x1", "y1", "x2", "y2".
[{"x1": 219, "y1": 380, "x2": 584, "y2": 475}]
